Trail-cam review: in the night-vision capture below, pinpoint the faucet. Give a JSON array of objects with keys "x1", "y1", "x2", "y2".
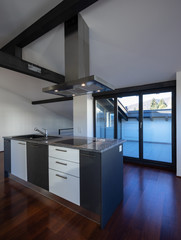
[{"x1": 34, "y1": 127, "x2": 48, "y2": 139}]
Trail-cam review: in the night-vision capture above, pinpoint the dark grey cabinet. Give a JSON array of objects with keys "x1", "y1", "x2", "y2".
[
  {"x1": 80, "y1": 150, "x2": 101, "y2": 215},
  {"x1": 80, "y1": 145, "x2": 123, "y2": 228},
  {"x1": 4, "y1": 139, "x2": 11, "y2": 177},
  {"x1": 27, "y1": 142, "x2": 48, "y2": 190}
]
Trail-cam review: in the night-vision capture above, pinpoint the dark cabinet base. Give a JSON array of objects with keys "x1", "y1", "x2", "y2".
[
  {"x1": 27, "y1": 143, "x2": 48, "y2": 191},
  {"x1": 4, "y1": 139, "x2": 11, "y2": 177},
  {"x1": 80, "y1": 145, "x2": 123, "y2": 228},
  {"x1": 80, "y1": 151, "x2": 101, "y2": 215}
]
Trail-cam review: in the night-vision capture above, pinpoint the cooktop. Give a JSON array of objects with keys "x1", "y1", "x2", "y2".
[{"x1": 57, "y1": 138, "x2": 93, "y2": 146}]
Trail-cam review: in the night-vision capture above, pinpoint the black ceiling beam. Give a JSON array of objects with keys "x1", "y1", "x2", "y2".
[
  {"x1": 1, "y1": 0, "x2": 98, "y2": 51},
  {"x1": 5, "y1": 46, "x2": 22, "y2": 58},
  {"x1": 0, "y1": 51, "x2": 65, "y2": 84},
  {"x1": 93, "y1": 80, "x2": 176, "y2": 97},
  {"x1": 32, "y1": 96, "x2": 73, "y2": 105}
]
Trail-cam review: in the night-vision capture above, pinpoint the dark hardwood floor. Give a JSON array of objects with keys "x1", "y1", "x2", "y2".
[{"x1": 0, "y1": 152, "x2": 181, "y2": 240}]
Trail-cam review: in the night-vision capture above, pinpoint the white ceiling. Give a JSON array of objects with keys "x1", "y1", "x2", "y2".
[
  {"x1": 0, "y1": 0, "x2": 63, "y2": 47},
  {"x1": 0, "y1": 0, "x2": 181, "y2": 117}
]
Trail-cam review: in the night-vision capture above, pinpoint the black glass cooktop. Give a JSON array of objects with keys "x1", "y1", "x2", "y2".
[{"x1": 57, "y1": 138, "x2": 92, "y2": 146}]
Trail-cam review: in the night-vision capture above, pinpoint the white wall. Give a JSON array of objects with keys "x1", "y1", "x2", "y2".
[
  {"x1": 176, "y1": 72, "x2": 181, "y2": 176},
  {"x1": 23, "y1": 24, "x2": 64, "y2": 75},
  {"x1": 73, "y1": 94, "x2": 93, "y2": 137},
  {"x1": 0, "y1": 86, "x2": 72, "y2": 151}
]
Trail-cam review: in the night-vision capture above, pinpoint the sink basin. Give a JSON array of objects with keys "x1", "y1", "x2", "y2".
[
  {"x1": 12, "y1": 135, "x2": 61, "y2": 141},
  {"x1": 13, "y1": 134, "x2": 43, "y2": 140}
]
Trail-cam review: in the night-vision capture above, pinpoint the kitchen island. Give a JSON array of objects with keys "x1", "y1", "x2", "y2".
[{"x1": 4, "y1": 135, "x2": 124, "y2": 228}]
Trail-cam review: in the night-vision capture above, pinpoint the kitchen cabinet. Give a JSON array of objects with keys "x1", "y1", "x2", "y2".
[
  {"x1": 4, "y1": 139, "x2": 11, "y2": 177},
  {"x1": 11, "y1": 140, "x2": 27, "y2": 181},
  {"x1": 4, "y1": 135, "x2": 124, "y2": 228},
  {"x1": 49, "y1": 169, "x2": 80, "y2": 204},
  {"x1": 27, "y1": 142, "x2": 48, "y2": 190},
  {"x1": 80, "y1": 146, "x2": 123, "y2": 228},
  {"x1": 49, "y1": 145, "x2": 80, "y2": 205},
  {"x1": 80, "y1": 150, "x2": 101, "y2": 215}
]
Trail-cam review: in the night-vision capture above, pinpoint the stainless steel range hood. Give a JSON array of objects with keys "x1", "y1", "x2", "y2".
[{"x1": 43, "y1": 14, "x2": 114, "y2": 97}]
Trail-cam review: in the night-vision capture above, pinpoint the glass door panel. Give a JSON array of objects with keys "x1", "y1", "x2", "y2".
[
  {"x1": 143, "y1": 92, "x2": 172, "y2": 163},
  {"x1": 95, "y1": 98, "x2": 114, "y2": 139},
  {"x1": 117, "y1": 96, "x2": 139, "y2": 158}
]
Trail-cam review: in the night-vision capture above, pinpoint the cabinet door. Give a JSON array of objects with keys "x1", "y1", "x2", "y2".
[
  {"x1": 4, "y1": 139, "x2": 11, "y2": 177},
  {"x1": 11, "y1": 140, "x2": 27, "y2": 181},
  {"x1": 27, "y1": 143, "x2": 48, "y2": 190},
  {"x1": 80, "y1": 150, "x2": 101, "y2": 215}
]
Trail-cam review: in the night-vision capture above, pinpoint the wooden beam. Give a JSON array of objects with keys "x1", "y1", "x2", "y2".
[
  {"x1": 1, "y1": 0, "x2": 98, "y2": 51},
  {"x1": 32, "y1": 96, "x2": 73, "y2": 105},
  {"x1": 0, "y1": 51, "x2": 65, "y2": 84}
]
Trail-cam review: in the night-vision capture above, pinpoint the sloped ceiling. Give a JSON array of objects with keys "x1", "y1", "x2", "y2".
[
  {"x1": 0, "y1": 0, "x2": 181, "y2": 117},
  {"x1": 0, "y1": 0, "x2": 63, "y2": 47}
]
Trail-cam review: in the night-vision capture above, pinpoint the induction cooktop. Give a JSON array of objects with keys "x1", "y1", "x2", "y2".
[{"x1": 57, "y1": 138, "x2": 93, "y2": 146}]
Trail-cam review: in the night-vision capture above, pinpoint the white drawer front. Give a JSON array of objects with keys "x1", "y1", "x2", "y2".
[
  {"x1": 49, "y1": 145, "x2": 79, "y2": 163},
  {"x1": 49, "y1": 169, "x2": 80, "y2": 205},
  {"x1": 49, "y1": 157, "x2": 79, "y2": 177}
]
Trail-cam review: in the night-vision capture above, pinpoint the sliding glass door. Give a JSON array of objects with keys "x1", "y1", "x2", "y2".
[
  {"x1": 117, "y1": 96, "x2": 139, "y2": 159},
  {"x1": 94, "y1": 86, "x2": 175, "y2": 169},
  {"x1": 142, "y1": 92, "x2": 172, "y2": 163}
]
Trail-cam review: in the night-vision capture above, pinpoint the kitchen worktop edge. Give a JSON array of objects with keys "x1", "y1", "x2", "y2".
[{"x1": 3, "y1": 135, "x2": 125, "y2": 153}]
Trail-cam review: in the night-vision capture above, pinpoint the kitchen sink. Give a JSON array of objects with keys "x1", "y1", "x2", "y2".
[
  {"x1": 12, "y1": 135, "x2": 61, "y2": 141},
  {"x1": 13, "y1": 134, "x2": 43, "y2": 140}
]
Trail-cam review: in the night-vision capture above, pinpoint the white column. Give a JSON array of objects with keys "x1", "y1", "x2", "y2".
[
  {"x1": 73, "y1": 94, "x2": 93, "y2": 137},
  {"x1": 176, "y1": 72, "x2": 181, "y2": 176}
]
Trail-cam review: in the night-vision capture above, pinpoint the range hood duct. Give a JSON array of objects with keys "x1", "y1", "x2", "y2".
[{"x1": 43, "y1": 14, "x2": 114, "y2": 97}]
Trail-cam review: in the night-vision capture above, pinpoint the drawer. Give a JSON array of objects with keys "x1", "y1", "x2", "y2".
[
  {"x1": 49, "y1": 145, "x2": 79, "y2": 163},
  {"x1": 49, "y1": 157, "x2": 79, "y2": 177},
  {"x1": 49, "y1": 169, "x2": 80, "y2": 205}
]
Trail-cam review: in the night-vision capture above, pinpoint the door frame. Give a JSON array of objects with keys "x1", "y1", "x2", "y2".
[{"x1": 94, "y1": 81, "x2": 176, "y2": 171}]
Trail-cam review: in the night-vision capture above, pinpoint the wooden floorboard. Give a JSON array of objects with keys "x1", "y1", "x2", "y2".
[{"x1": 0, "y1": 152, "x2": 181, "y2": 239}]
